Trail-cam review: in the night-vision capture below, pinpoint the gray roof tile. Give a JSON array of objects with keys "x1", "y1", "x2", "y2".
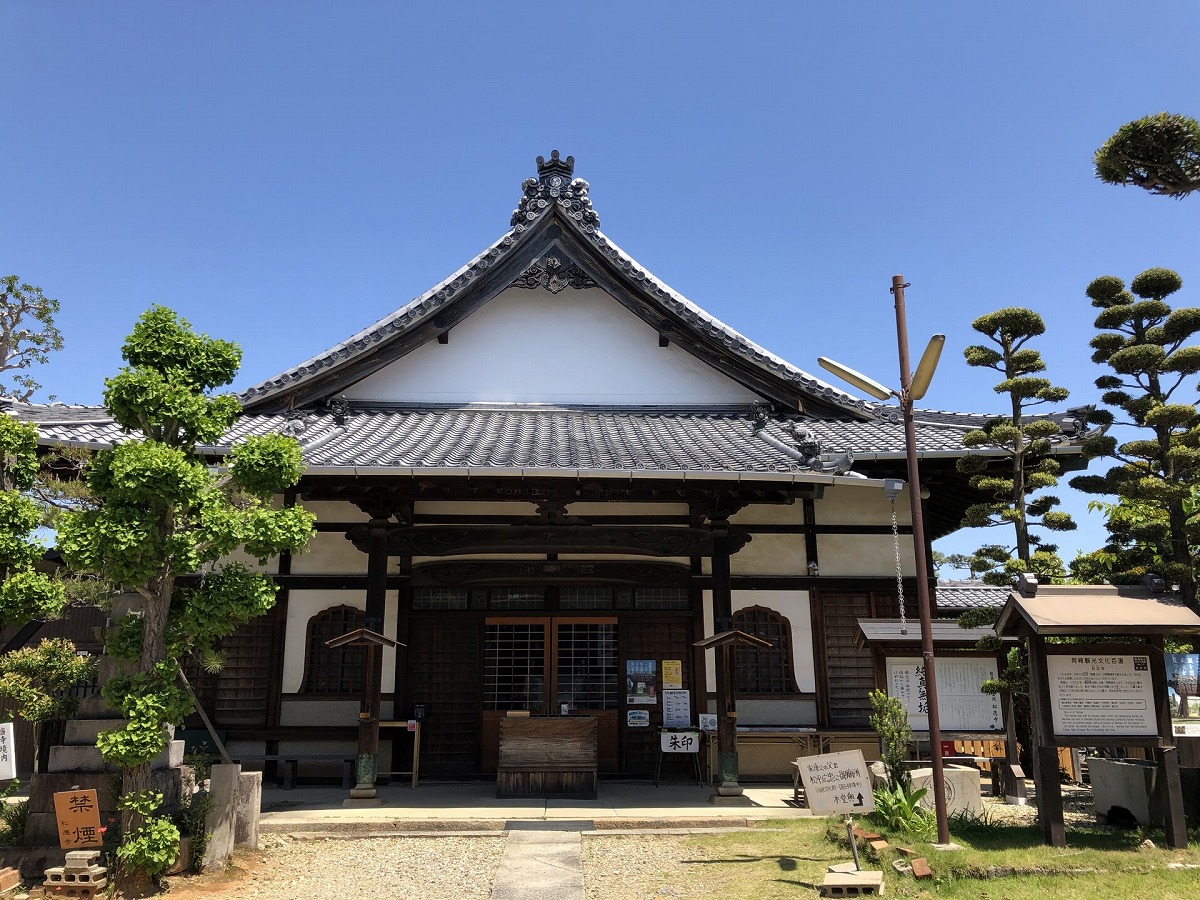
[{"x1": 11, "y1": 401, "x2": 1086, "y2": 476}]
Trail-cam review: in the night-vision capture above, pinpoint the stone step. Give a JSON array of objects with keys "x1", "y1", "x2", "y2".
[
  {"x1": 63, "y1": 719, "x2": 125, "y2": 747},
  {"x1": 48, "y1": 740, "x2": 184, "y2": 774}
]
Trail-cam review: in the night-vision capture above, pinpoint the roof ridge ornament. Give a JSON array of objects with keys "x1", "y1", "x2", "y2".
[{"x1": 511, "y1": 150, "x2": 599, "y2": 231}]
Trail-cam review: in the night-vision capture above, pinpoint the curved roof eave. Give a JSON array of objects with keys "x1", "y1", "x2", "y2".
[{"x1": 237, "y1": 180, "x2": 874, "y2": 420}]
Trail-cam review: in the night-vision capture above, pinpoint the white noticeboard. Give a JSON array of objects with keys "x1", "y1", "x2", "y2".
[
  {"x1": 886, "y1": 656, "x2": 1003, "y2": 732},
  {"x1": 662, "y1": 689, "x2": 691, "y2": 728},
  {"x1": 660, "y1": 730, "x2": 700, "y2": 753},
  {"x1": 0, "y1": 722, "x2": 15, "y2": 780},
  {"x1": 795, "y1": 749, "x2": 875, "y2": 815},
  {"x1": 1046, "y1": 653, "x2": 1157, "y2": 737}
]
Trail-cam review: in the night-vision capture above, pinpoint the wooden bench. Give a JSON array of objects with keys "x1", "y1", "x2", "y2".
[
  {"x1": 497, "y1": 716, "x2": 598, "y2": 799},
  {"x1": 233, "y1": 754, "x2": 357, "y2": 790}
]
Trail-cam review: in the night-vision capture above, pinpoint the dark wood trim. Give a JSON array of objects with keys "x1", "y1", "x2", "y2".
[
  {"x1": 314, "y1": 518, "x2": 912, "y2": 535},
  {"x1": 803, "y1": 498, "x2": 819, "y2": 576},
  {"x1": 810, "y1": 588, "x2": 830, "y2": 727}
]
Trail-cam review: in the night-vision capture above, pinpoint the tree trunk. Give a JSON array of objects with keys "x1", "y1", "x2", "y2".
[
  {"x1": 114, "y1": 571, "x2": 175, "y2": 896},
  {"x1": 117, "y1": 761, "x2": 157, "y2": 898}
]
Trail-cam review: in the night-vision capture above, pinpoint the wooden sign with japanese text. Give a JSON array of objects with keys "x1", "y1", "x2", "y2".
[
  {"x1": 0, "y1": 723, "x2": 15, "y2": 781},
  {"x1": 795, "y1": 750, "x2": 876, "y2": 815},
  {"x1": 54, "y1": 789, "x2": 103, "y2": 849}
]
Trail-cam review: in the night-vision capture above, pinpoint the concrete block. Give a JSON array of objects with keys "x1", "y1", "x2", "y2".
[
  {"x1": 0, "y1": 865, "x2": 19, "y2": 892},
  {"x1": 909, "y1": 765, "x2": 982, "y2": 818},
  {"x1": 202, "y1": 764, "x2": 241, "y2": 872},
  {"x1": 1091, "y1": 758, "x2": 1160, "y2": 826},
  {"x1": 821, "y1": 868, "x2": 885, "y2": 897},
  {"x1": 234, "y1": 771, "x2": 261, "y2": 850}
]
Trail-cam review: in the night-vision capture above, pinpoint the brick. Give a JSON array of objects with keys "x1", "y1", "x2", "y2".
[
  {"x1": 911, "y1": 857, "x2": 933, "y2": 879},
  {"x1": 868, "y1": 840, "x2": 889, "y2": 852},
  {"x1": 895, "y1": 847, "x2": 918, "y2": 857}
]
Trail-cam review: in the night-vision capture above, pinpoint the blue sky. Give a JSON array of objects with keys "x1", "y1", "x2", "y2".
[{"x1": 3, "y1": 2, "x2": 1198, "y2": 570}]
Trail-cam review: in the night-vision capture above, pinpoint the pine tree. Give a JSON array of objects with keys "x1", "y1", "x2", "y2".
[
  {"x1": 955, "y1": 308, "x2": 1075, "y2": 585},
  {"x1": 1069, "y1": 268, "x2": 1200, "y2": 609}
]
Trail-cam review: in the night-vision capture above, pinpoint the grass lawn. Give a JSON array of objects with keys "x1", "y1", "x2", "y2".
[{"x1": 666, "y1": 817, "x2": 1200, "y2": 900}]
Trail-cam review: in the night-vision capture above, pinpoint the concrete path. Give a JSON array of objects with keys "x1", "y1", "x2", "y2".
[{"x1": 490, "y1": 822, "x2": 592, "y2": 900}]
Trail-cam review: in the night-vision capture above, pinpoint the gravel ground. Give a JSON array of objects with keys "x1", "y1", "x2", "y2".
[
  {"x1": 153, "y1": 790, "x2": 1101, "y2": 899},
  {"x1": 159, "y1": 834, "x2": 509, "y2": 900}
]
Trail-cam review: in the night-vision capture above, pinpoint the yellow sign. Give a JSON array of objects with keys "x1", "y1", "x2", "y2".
[
  {"x1": 53, "y1": 789, "x2": 103, "y2": 849},
  {"x1": 662, "y1": 660, "x2": 683, "y2": 690}
]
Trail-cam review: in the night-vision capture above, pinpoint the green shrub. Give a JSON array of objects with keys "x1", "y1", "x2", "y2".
[
  {"x1": 868, "y1": 689, "x2": 912, "y2": 791},
  {"x1": 172, "y1": 791, "x2": 213, "y2": 873},
  {"x1": 870, "y1": 783, "x2": 935, "y2": 840},
  {"x1": 115, "y1": 790, "x2": 180, "y2": 879}
]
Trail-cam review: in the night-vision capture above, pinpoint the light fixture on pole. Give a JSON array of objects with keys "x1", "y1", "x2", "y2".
[{"x1": 818, "y1": 274, "x2": 951, "y2": 845}]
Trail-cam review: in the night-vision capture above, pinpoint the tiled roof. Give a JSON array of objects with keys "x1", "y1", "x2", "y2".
[
  {"x1": 12, "y1": 401, "x2": 1025, "y2": 474},
  {"x1": 935, "y1": 582, "x2": 1009, "y2": 612}
]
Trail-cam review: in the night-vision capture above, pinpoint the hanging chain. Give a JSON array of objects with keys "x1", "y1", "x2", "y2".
[{"x1": 891, "y1": 496, "x2": 907, "y2": 635}]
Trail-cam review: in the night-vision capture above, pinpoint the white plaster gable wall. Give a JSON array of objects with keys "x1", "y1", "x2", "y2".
[
  {"x1": 341, "y1": 285, "x2": 762, "y2": 405},
  {"x1": 282, "y1": 590, "x2": 399, "y2": 694},
  {"x1": 702, "y1": 590, "x2": 815, "y2": 696}
]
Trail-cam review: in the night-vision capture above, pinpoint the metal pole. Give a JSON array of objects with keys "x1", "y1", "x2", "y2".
[{"x1": 891, "y1": 274, "x2": 950, "y2": 845}]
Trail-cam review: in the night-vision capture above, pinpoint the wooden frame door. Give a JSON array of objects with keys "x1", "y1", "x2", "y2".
[{"x1": 481, "y1": 617, "x2": 619, "y2": 772}]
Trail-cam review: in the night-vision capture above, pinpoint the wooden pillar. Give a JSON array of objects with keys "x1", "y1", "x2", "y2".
[
  {"x1": 1026, "y1": 632, "x2": 1065, "y2": 846},
  {"x1": 1150, "y1": 637, "x2": 1188, "y2": 849},
  {"x1": 352, "y1": 518, "x2": 390, "y2": 799},
  {"x1": 710, "y1": 516, "x2": 741, "y2": 796}
]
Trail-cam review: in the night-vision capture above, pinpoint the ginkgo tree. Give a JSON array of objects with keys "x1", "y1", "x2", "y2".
[{"x1": 57, "y1": 307, "x2": 314, "y2": 895}]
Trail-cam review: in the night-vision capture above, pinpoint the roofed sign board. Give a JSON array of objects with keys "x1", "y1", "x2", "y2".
[
  {"x1": 795, "y1": 750, "x2": 876, "y2": 815},
  {"x1": 886, "y1": 656, "x2": 1002, "y2": 732},
  {"x1": 1046, "y1": 653, "x2": 1157, "y2": 737}
]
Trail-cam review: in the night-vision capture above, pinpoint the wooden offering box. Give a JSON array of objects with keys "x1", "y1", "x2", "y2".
[{"x1": 497, "y1": 716, "x2": 598, "y2": 798}]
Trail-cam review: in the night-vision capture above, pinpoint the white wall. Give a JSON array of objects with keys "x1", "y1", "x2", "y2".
[
  {"x1": 702, "y1": 589, "x2": 815, "y2": 695},
  {"x1": 282, "y1": 590, "x2": 399, "y2": 694},
  {"x1": 341, "y1": 285, "x2": 761, "y2": 405}
]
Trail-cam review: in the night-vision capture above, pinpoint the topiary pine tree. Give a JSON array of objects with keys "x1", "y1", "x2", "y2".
[
  {"x1": 955, "y1": 308, "x2": 1076, "y2": 585},
  {"x1": 1095, "y1": 112, "x2": 1200, "y2": 200},
  {"x1": 1069, "y1": 268, "x2": 1200, "y2": 610},
  {"x1": 56, "y1": 306, "x2": 314, "y2": 895}
]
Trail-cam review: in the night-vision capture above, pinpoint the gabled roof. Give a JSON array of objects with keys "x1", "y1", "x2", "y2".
[
  {"x1": 238, "y1": 152, "x2": 872, "y2": 419},
  {"x1": 994, "y1": 584, "x2": 1200, "y2": 637}
]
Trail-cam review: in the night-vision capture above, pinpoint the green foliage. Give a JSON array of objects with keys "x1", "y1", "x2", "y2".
[
  {"x1": 869, "y1": 783, "x2": 935, "y2": 840},
  {"x1": 97, "y1": 664, "x2": 193, "y2": 768},
  {"x1": 0, "y1": 639, "x2": 95, "y2": 723},
  {"x1": 171, "y1": 790, "x2": 212, "y2": 873},
  {"x1": 956, "y1": 307, "x2": 1074, "y2": 582},
  {"x1": 1069, "y1": 268, "x2": 1200, "y2": 608},
  {"x1": 115, "y1": 790, "x2": 180, "y2": 878},
  {"x1": 868, "y1": 689, "x2": 911, "y2": 791},
  {"x1": 0, "y1": 276, "x2": 63, "y2": 401},
  {"x1": 1095, "y1": 112, "x2": 1200, "y2": 199},
  {"x1": 0, "y1": 779, "x2": 27, "y2": 847}
]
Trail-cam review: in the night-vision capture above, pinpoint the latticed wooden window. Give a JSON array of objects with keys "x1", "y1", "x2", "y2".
[
  {"x1": 302, "y1": 605, "x2": 366, "y2": 694},
  {"x1": 733, "y1": 606, "x2": 798, "y2": 694}
]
